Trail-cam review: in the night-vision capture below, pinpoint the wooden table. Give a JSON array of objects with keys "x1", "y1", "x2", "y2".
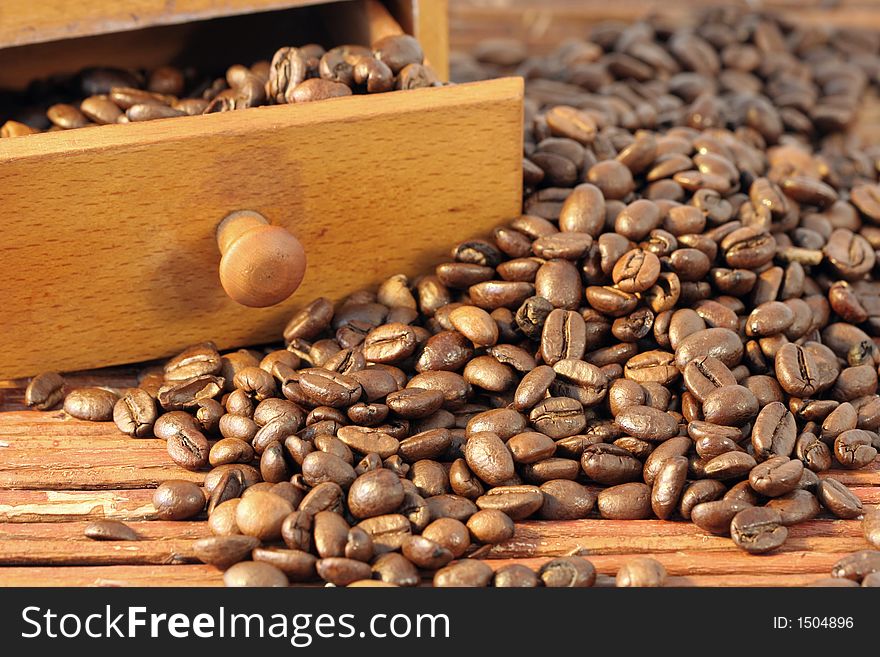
[
  {"x1": 2, "y1": 0, "x2": 879, "y2": 587},
  {"x1": 1, "y1": 368, "x2": 877, "y2": 587}
]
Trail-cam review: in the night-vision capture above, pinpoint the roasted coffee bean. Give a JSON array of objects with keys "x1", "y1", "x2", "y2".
[
  {"x1": 702, "y1": 385, "x2": 759, "y2": 427},
  {"x1": 597, "y1": 482, "x2": 652, "y2": 520},
  {"x1": 235, "y1": 491, "x2": 294, "y2": 541},
  {"x1": 765, "y1": 490, "x2": 821, "y2": 526},
  {"x1": 541, "y1": 309, "x2": 587, "y2": 365},
  {"x1": 752, "y1": 401, "x2": 797, "y2": 459},
  {"x1": 167, "y1": 426, "x2": 210, "y2": 471},
  {"x1": 112, "y1": 388, "x2": 157, "y2": 437},
  {"x1": 348, "y1": 468, "x2": 405, "y2": 518},
  {"x1": 539, "y1": 556, "x2": 596, "y2": 587},
  {"x1": 252, "y1": 548, "x2": 317, "y2": 582},
  {"x1": 153, "y1": 480, "x2": 205, "y2": 520},
  {"x1": 529, "y1": 397, "x2": 586, "y2": 439},
  {"x1": 730, "y1": 507, "x2": 788, "y2": 554},
  {"x1": 466, "y1": 508, "x2": 515, "y2": 543},
  {"x1": 476, "y1": 485, "x2": 543, "y2": 520},
  {"x1": 301, "y1": 451, "x2": 356, "y2": 489},
  {"x1": 749, "y1": 457, "x2": 804, "y2": 497},
  {"x1": 64, "y1": 387, "x2": 118, "y2": 421},
  {"x1": 864, "y1": 509, "x2": 880, "y2": 549},
  {"x1": 616, "y1": 557, "x2": 667, "y2": 587},
  {"x1": 679, "y1": 480, "x2": 727, "y2": 520},
  {"x1": 84, "y1": 519, "x2": 139, "y2": 541},
  {"x1": 208, "y1": 499, "x2": 241, "y2": 536},
  {"x1": 433, "y1": 560, "x2": 494, "y2": 587},
  {"x1": 158, "y1": 375, "x2": 223, "y2": 410},
  {"x1": 493, "y1": 564, "x2": 539, "y2": 587},
  {"x1": 816, "y1": 478, "x2": 863, "y2": 519},
  {"x1": 25, "y1": 372, "x2": 65, "y2": 410},
  {"x1": 704, "y1": 451, "x2": 757, "y2": 480},
  {"x1": 165, "y1": 342, "x2": 222, "y2": 381},
  {"x1": 682, "y1": 357, "x2": 735, "y2": 403},
  {"x1": 194, "y1": 535, "x2": 261, "y2": 570},
  {"x1": 313, "y1": 511, "x2": 351, "y2": 558},
  {"x1": 795, "y1": 432, "x2": 833, "y2": 472},
  {"x1": 615, "y1": 405, "x2": 678, "y2": 442},
  {"x1": 834, "y1": 429, "x2": 878, "y2": 469},
  {"x1": 581, "y1": 444, "x2": 642, "y2": 485},
  {"x1": 356, "y1": 514, "x2": 411, "y2": 553},
  {"x1": 651, "y1": 456, "x2": 688, "y2": 519},
  {"x1": 223, "y1": 562, "x2": 289, "y2": 587},
  {"x1": 831, "y1": 550, "x2": 880, "y2": 582},
  {"x1": 691, "y1": 499, "x2": 753, "y2": 536}
]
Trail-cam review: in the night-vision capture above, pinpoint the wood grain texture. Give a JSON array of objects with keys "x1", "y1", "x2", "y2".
[
  {"x1": 0, "y1": 76, "x2": 523, "y2": 379},
  {"x1": 0, "y1": 367, "x2": 878, "y2": 584},
  {"x1": 0, "y1": 565, "x2": 838, "y2": 587},
  {"x1": 0, "y1": 0, "x2": 333, "y2": 49}
]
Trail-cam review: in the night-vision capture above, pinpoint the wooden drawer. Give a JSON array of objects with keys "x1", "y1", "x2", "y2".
[{"x1": 0, "y1": 0, "x2": 523, "y2": 379}]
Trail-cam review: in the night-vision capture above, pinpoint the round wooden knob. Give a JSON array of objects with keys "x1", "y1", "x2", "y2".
[{"x1": 216, "y1": 210, "x2": 306, "y2": 307}]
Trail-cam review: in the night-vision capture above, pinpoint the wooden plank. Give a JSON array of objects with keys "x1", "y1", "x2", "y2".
[
  {"x1": 0, "y1": 0, "x2": 330, "y2": 50},
  {"x1": 0, "y1": 490, "x2": 159, "y2": 523},
  {"x1": 0, "y1": 76, "x2": 523, "y2": 379},
  {"x1": 483, "y1": 551, "x2": 853, "y2": 576},
  {"x1": 0, "y1": 521, "x2": 208, "y2": 540},
  {"x1": 0, "y1": 564, "x2": 225, "y2": 587},
  {"x1": 0, "y1": 566, "x2": 841, "y2": 587}
]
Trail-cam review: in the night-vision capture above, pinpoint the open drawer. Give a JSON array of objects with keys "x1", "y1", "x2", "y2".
[{"x1": 0, "y1": 0, "x2": 523, "y2": 379}]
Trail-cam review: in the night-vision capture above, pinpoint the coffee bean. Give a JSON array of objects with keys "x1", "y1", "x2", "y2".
[
  {"x1": 252, "y1": 548, "x2": 317, "y2": 581},
  {"x1": 112, "y1": 388, "x2": 158, "y2": 437},
  {"x1": 369, "y1": 552, "x2": 419, "y2": 586},
  {"x1": 476, "y1": 485, "x2": 543, "y2": 520},
  {"x1": 539, "y1": 556, "x2": 596, "y2": 587},
  {"x1": 752, "y1": 401, "x2": 797, "y2": 459},
  {"x1": 834, "y1": 429, "x2": 878, "y2": 469},
  {"x1": 235, "y1": 491, "x2": 294, "y2": 541},
  {"x1": 167, "y1": 426, "x2": 210, "y2": 471},
  {"x1": 748, "y1": 457, "x2": 804, "y2": 497},
  {"x1": 84, "y1": 519, "x2": 139, "y2": 541},
  {"x1": 615, "y1": 405, "x2": 678, "y2": 442},
  {"x1": 816, "y1": 478, "x2": 863, "y2": 519},
  {"x1": 616, "y1": 557, "x2": 667, "y2": 587},
  {"x1": 692, "y1": 499, "x2": 753, "y2": 535},
  {"x1": 25, "y1": 372, "x2": 65, "y2": 410},
  {"x1": 153, "y1": 480, "x2": 205, "y2": 520},
  {"x1": 493, "y1": 564, "x2": 539, "y2": 587},
  {"x1": 679, "y1": 480, "x2": 727, "y2": 520},
  {"x1": 597, "y1": 482, "x2": 652, "y2": 519},
  {"x1": 433, "y1": 560, "x2": 494, "y2": 587},
  {"x1": 864, "y1": 509, "x2": 880, "y2": 549},
  {"x1": 466, "y1": 509, "x2": 515, "y2": 543},
  {"x1": 356, "y1": 513, "x2": 411, "y2": 553},
  {"x1": 651, "y1": 456, "x2": 689, "y2": 519},
  {"x1": 194, "y1": 535, "x2": 260, "y2": 569},
  {"x1": 348, "y1": 469, "x2": 405, "y2": 518},
  {"x1": 529, "y1": 397, "x2": 586, "y2": 439},
  {"x1": 64, "y1": 387, "x2": 118, "y2": 421},
  {"x1": 765, "y1": 490, "x2": 821, "y2": 526},
  {"x1": 224, "y1": 561, "x2": 289, "y2": 587},
  {"x1": 581, "y1": 443, "x2": 642, "y2": 485},
  {"x1": 830, "y1": 550, "x2": 880, "y2": 582},
  {"x1": 730, "y1": 507, "x2": 788, "y2": 554}
]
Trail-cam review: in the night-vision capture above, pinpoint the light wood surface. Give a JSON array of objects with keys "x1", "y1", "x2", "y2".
[
  {"x1": 0, "y1": 381, "x2": 877, "y2": 586},
  {"x1": 0, "y1": 76, "x2": 523, "y2": 379}
]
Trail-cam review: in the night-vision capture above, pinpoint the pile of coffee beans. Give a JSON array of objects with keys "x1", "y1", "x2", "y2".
[
  {"x1": 23, "y1": 6, "x2": 880, "y2": 586},
  {"x1": 0, "y1": 34, "x2": 436, "y2": 137}
]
